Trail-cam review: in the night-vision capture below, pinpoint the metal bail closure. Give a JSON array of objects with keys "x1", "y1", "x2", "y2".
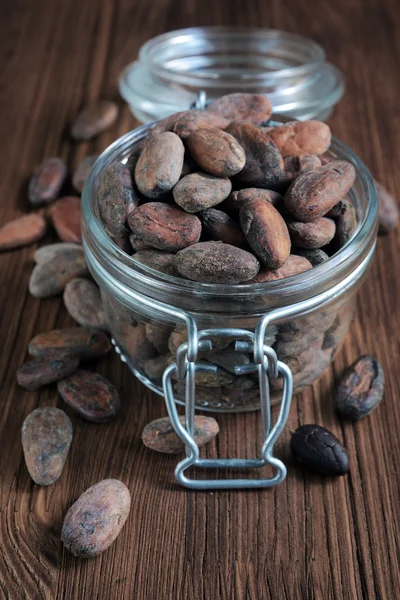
[
  {"x1": 162, "y1": 327, "x2": 293, "y2": 490},
  {"x1": 190, "y1": 90, "x2": 208, "y2": 110}
]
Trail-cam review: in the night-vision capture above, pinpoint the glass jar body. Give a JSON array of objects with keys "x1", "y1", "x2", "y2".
[
  {"x1": 101, "y1": 283, "x2": 361, "y2": 412},
  {"x1": 81, "y1": 122, "x2": 378, "y2": 413}
]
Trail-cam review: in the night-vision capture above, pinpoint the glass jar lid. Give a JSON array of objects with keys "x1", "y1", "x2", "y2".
[{"x1": 119, "y1": 27, "x2": 345, "y2": 123}]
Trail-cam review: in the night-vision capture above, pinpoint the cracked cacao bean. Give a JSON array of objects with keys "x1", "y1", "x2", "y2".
[{"x1": 291, "y1": 424, "x2": 349, "y2": 475}]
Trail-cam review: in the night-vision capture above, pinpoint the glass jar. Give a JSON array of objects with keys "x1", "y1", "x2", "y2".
[
  {"x1": 119, "y1": 27, "x2": 345, "y2": 123},
  {"x1": 81, "y1": 121, "x2": 378, "y2": 413}
]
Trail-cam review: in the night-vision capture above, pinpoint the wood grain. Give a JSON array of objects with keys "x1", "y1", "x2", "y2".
[{"x1": 1, "y1": 0, "x2": 400, "y2": 598}]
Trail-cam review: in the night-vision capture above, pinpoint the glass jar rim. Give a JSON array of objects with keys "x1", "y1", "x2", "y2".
[
  {"x1": 119, "y1": 27, "x2": 344, "y2": 124},
  {"x1": 82, "y1": 121, "x2": 377, "y2": 310},
  {"x1": 138, "y1": 27, "x2": 326, "y2": 88}
]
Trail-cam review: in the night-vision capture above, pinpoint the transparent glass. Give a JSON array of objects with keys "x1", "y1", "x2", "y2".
[
  {"x1": 81, "y1": 122, "x2": 378, "y2": 413},
  {"x1": 119, "y1": 27, "x2": 345, "y2": 123}
]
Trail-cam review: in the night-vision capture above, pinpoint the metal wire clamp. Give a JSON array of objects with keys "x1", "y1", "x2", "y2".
[{"x1": 163, "y1": 328, "x2": 293, "y2": 490}]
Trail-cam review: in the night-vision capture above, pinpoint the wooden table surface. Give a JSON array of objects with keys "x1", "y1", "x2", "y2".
[{"x1": 1, "y1": 0, "x2": 400, "y2": 598}]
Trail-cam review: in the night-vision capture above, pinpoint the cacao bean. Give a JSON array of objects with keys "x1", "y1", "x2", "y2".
[
  {"x1": 142, "y1": 415, "x2": 219, "y2": 454},
  {"x1": 201, "y1": 208, "x2": 247, "y2": 247},
  {"x1": 98, "y1": 163, "x2": 138, "y2": 238},
  {"x1": 22, "y1": 407, "x2": 73, "y2": 485},
  {"x1": 334, "y1": 200, "x2": 357, "y2": 247},
  {"x1": 225, "y1": 122, "x2": 284, "y2": 187},
  {"x1": 144, "y1": 322, "x2": 172, "y2": 353},
  {"x1": 172, "y1": 110, "x2": 230, "y2": 138},
  {"x1": 290, "y1": 424, "x2": 350, "y2": 475},
  {"x1": 28, "y1": 157, "x2": 67, "y2": 205},
  {"x1": 374, "y1": 180, "x2": 399, "y2": 234},
  {"x1": 29, "y1": 248, "x2": 88, "y2": 297},
  {"x1": 143, "y1": 354, "x2": 171, "y2": 380},
  {"x1": 58, "y1": 370, "x2": 120, "y2": 422},
  {"x1": 49, "y1": 196, "x2": 82, "y2": 243},
  {"x1": 252, "y1": 254, "x2": 312, "y2": 282},
  {"x1": 34, "y1": 243, "x2": 83, "y2": 264},
  {"x1": 63, "y1": 277, "x2": 107, "y2": 330},
  {"x1": 150, "y1": 111, "x2": 194, "y2": 136},
  {"x1": 128, "y1": 202, "x2": 201, "y2": 252},
  {"x1": 72, "y1": 154, "x2": 99, "y2": 193},
  {"x1": 222, "y1": 188, "x2": 283, "y2": 212},
  {"x1": 135, "y1": 132, "x2": 184, "y2": 198},
  {"x1": 176, "y1": 241, "x2": 260, "y2": 284},
  {"x1": 71, "y1": 101, "x2": 118, "y2": 140},
  {"x1": 268, "y1": 121, "x2": 331, "y2": 157},
  {"x1": 278, "y1": 155, "x2": 322, "y2": 188},
  {"x1": 292, "y1": 248, "x2": 329, "y2": 266},
  {"x1": 132, "y1": 249, "x2": 180, "y2": 277},
  {"x1": 0, "y1": 214, "x2": 46, "y2": 251},
  {"x1": 173, "y1": 172, "x2": 232, "y2": 212},
  {"x1": 29, "y1": 328, "x2": 111, "y2": 360},
  {"x1": 17, "y1": 351, "x2": 79, "y2": 390},
  {"x1": 239, "y1": 198, "x2": 291, "y2": 268},
  {"x1": 336, "y1": 355, "x2": 384, "y2": 421},
  {"x1": 186, "y1": 128, "x2": 246, "y2": 177},
  {"x1": 206, "y1": 93, "x2": 272, "y2": 124},
  {"x1": 284, "y1": 161, "x2": 356, "y2": 222},
  {"x1": 61, "y1": 479, "x2": 130, "y2": 557},
  {"x1": 286, "y1": 217, "x2": 336, "y2": 249},
  {"x1": 118, "y1": 323, "x2": 156, "y2": 364}
]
